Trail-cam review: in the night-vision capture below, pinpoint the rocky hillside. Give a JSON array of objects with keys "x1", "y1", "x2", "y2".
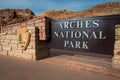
[
  {"x1": 0, "y1": 9, "x2": 35, "y2": 26},
  {"x1": 38, "y1": 2, "x2": 120, "y2": 20}
]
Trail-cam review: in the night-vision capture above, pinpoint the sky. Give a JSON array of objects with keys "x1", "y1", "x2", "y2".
[{"x1": 0, "y1": 0, "x2": 120, "y2": 15}]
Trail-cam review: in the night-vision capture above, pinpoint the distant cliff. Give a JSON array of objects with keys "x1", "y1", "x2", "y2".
[
  {"x1": 38, "y1": 2, "x2": 120, "y2": 20},
  {"x1": 0, "y1": 9, "x2": 35, "y2": 26}
]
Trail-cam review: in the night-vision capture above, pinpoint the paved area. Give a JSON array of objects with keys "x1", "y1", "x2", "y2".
[{"x1": 0, "y1": 55, "x2": 118, "y2": 80}]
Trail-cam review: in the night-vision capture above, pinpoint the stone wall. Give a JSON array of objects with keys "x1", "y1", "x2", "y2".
[
  {"x1": 0, "y1": 26, "x2": 49, "y2": 60},
  {"x1": 1, "y1": 16, "x2": 50, "y2": 40},
  {"x1": 112, "y1": 25, "x2": 120, "y2": 67}
]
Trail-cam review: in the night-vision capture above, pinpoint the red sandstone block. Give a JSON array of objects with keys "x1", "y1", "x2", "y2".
[
  {"x1": 11, "y1": 46, "x2": 18, "y2": 50},
  {"x1": 4, "y1": 40, "x2": 10, "y2": 43},
  {"x1": 40, "y1": 33, "x2": 46, "y2": 37},
  {"x1": 6, "y1": 35, "x2": 17, "y2": 40},
  {"x1": 35, "y1": 23, "x2": 45, "y2": 26},
  {"x1": 12, "y1": 49, "x2": 23, "y2": 54},
  {"x1": 1, "y1": 36, "x2": 6, "y2": 39},
  {"x1": 40, "y1": 36, "x2": 46, "y2": 40},
  {"x1": 23, "y1": 49, "x2": 35, "y2": 55},
  {"x1": 21, "y1": 22, "x2": 27, "y2": 26},
  {"x1": 40, "y1": 37, "x2": 46, "y2": 40},
  {"x1": 27, "y1": 26, "x2": 35, "y2": 30},
  {"x1": 3, "y1": 46, "x2": 11, "y2": 51},
  {"x1": 38, "y1": 26, "x2": 43, "y2": 30},
  {"x1": 1, "y1": 43, "x2": 9, "y2": 46},
  {"x1": 34, "y1": 24, "x2": 40, "y2": 27},
  {"x1": 40, "y1": 30, "x2": 45, "y2": 33},
  {"x1": 41, "y1": 26, "x2": 46, "y2": 30},
  {"x1": 8, "y1": 51, "x2": 14, "y2": 56},
  {"x1": 13, "y1": 53, "x2": 21, "y2": 57},
  {"x1": 21, "y1": 54, "x2": 33, "y2": 60},
  {"x1": 12, "y1": 27, "x2": 21, "y2": 32},
  {"x1": 35, "y1": 19, "x2": 42, "y2": 23},
  {"x1": 42, "y1": 19, "x2": 45, "y2": 22},
  {"x1": 26, "y1": 23, "x2": 31, "y2": 26},
  {"x1": 28, "y1": 21, "x2": 34, "y2": 24},
  {"x1": 12, "y1": 26, "x2": 18, "y2": 29},
  {"x1": 27, "y1": 45, "x2": 33, "y2": 49},
  {"x1": 0, "y1": 51, "x2": 8, "y2": 56}
]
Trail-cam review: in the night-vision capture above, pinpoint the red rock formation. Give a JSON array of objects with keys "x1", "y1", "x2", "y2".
[{"x1": 0, "y1": 9, "x2": 35, "y2": 26}]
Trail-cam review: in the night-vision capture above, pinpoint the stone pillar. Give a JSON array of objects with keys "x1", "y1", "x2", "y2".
[
  {"x1": 36, "y1": 17, "x2": 50, "y2": 41},
  {"x1": 112, "y1": 25, "x2": 120, "y2": 67},
  {"x1": 32, "y1": 27, "x2": 50, "y2": 60}
]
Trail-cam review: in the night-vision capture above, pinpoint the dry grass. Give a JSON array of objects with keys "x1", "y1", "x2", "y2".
[{"x1": 37, "y1": 2, "x2": 120, "y2": 20}]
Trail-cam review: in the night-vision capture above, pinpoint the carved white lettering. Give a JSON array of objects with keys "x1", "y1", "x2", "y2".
[
  {"x1": 54, "y1": 31, "x2": 58, "y2": 37},
  {"x1": 60, "y1": 22, "x2": 63, "y2": 28},
  {"x1": 77, "y1": 21, "x2": 83, "y2": 28},
  {"x1": 83, "y1": 41, "x2": 88, "y2": 49},
  {"x1": 64, "y1": 41, "x2": 88, "y2": 49},
  {"x1": 64, "y1": 41, "x2": 69, "y2": 47},
  {"x1": 64, "y1": 22, "x2": 69, "y2": 28},
  {"x1": 86, "y1": 20, "x2": 91, "y2": 28},
  {"x1": 90, "y1": 31, "x2": 97, "y2": 39},
  {"x1": 75, "y1": 41, "x2": 81, "y2": 48},
  {"x1": 99, "y1": 31, "x2": 106, "y2": 39},
  {"x1": 93, "y1": 20, "x2": 99, "y2": 27},
  {"x1": 74, "y1": 31, "x2": 81, "y2": 38},
  {"x1": 82, "y1": 31, "x2": 89, "y2": 38}
]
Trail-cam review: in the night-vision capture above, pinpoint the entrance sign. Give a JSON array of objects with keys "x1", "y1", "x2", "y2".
[{"x1": 51, "y1": 15, "x2": 120, "y2": 55}]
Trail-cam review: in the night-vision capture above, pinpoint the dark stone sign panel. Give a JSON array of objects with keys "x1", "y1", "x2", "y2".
[{"x1": 51, "y1": 15, "x2": 120, "y2": 55}]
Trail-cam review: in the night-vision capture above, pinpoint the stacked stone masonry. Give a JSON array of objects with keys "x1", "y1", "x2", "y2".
[
  {"x1": 0, "y1": 26, "x2": 49, "y2": 60},
  {"x1": 112, "y1": 25, "x2": 120, "y2": 67},
  {"x1": 1, "y1": 17, "x2": 50, "y2": 40}
]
